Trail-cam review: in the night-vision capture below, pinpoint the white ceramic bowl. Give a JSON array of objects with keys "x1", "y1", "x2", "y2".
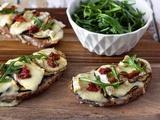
[{"x1": 66, "y1": 0, "x2": 153, "y2": 56}]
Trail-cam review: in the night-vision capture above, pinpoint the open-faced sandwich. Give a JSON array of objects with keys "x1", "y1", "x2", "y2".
[
  {"x1": 0, "y1": 47, "x2": 67, "y2": 106},
  {"x1": 0, "y1": 3, "x2": 65, "y2": 47},
  {"x1": 69, "y1": 55, "x2": 152, "y2": 107}
]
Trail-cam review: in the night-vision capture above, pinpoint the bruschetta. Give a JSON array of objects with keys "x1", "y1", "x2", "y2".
[
  {"x1": 69, "y1": 55, "x2": 152, "y2": 107},
  {"x1": 0, "y1": 3, "x2": 65, "y2": 48},
  {"x1": 0, "y1": 47, "x2": 67, "y2": 106}
]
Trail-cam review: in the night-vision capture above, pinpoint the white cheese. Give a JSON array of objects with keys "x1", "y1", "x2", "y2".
[
  {"x1": 42, "y1": 57, "x2": 67, "y2": 74},
  {"x1": 12, "y1": 61, "x2": 44, "y2": 91},
  {"x1": 49, "y1": 22, "x2": 64, "y2": 41},
  {"x1": 77, "y1": 89, "x2": 108, "y2": 103},
  {"x1": 33, "y1": 29, "x2": 50, "y2": 38},
  {"x1": 0, "y1": 14, "x2": 13, "y2": 27},
  {"x1": 73, "y1": 71, "x2": 96, "y2": 92},
  {"x1": 10, "y1": 22, "x2": 32, "y2": 35},
  {"x1": 0, "y1": 3, "x2": 23, "y2": 27},
  {"x1": 33, "y1": 48, "x2": 67, "y2": 74},
  {"x1": 10, "y1": 10, "x2": 34, "y2": 35},
  {"x1": 111, "y1": 80, "x2": 144, "y2": 97},
  {"x1": 0, "y1": 3, "x2": 10, "y2": 10},
  {"x1": 73, "y1": 71, "x2": 108, "y2": 103},
  {"x1": 38, "y1": 12, "x2": 50, "y2": 22},
  {"x1": 0, "y1": 78, "x2": 19, "y2": 96},
  {"x1": 34, "y1": 48, "x2": 58, "y2": 55}
]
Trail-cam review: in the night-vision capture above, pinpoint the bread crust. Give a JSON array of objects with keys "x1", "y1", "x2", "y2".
[{"x1": 21, "y1": 34, "x2": 59, "y2": 48}]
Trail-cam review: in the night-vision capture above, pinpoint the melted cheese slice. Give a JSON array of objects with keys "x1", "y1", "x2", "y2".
[
  {"x1": 10, "y1": 11, "x2": 51, "y2": 35},
  {"x1": 32, "y1": 19, "x2": 65, "y2": 42},
  {"x1": 0, "y1": 77, "x2": 19, "y2": 96},
  {"x1": 12, "y1": 61, "x2": 44, "y2": 91},
  {"x1": 0, "y1": 77, "x2": 19, "y2": 106},
  {"x1": 33, "y1": 48, "x2": 67, "y2": 75},
  {"x1": 6, "y1": 59, "x2": 45, "y2": 91},
  {"x1": 73, "y1": 71, "x2": 108, "y2": 102},
  {"x1": 0, "y1": 14, "x2": 13, "y2": 27},
  {"x1": 111, "y1": 81, "x2": 144, "y2": 97},
  {"x1": 0, "y1": 3, "x2": 23, "y2": 27},
  {"x1": 10, "y1": 10, "x2": 34, "y2": 35}
]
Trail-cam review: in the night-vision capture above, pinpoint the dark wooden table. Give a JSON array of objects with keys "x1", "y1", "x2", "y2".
[{"x1": 0, "y1": 8, "x2": 160, "y2": 120}]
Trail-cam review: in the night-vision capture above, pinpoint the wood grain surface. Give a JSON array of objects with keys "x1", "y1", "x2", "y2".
[{"x1": 0, "y1": 8, "x2": 160, "y2": 120}]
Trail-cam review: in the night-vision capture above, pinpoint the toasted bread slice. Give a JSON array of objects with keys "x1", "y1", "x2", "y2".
[
  {"x1": 0, "y1": 48, "x2": 67, "y2": 106},
  {"x1": 0, "y1": 3, "x2": 65, "y2": 48},
  {"x1": 69, "y1": 55, "x2": 152, "y2": 107}
]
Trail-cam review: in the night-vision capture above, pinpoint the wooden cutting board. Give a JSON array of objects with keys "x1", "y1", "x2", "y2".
[{"x1": 0, "y1": 8, "x2": 160, "y2": 120}]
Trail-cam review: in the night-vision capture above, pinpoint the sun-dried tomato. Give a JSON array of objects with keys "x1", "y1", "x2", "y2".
[
  {"x1": 47, "y1": 57, "x2": 57, "y2": 68},
  {"x1": 108, "y1": 78, "x2": 118, "y2": 83},
  {"x1": 122, "y1": 71, "x2": 140, "y2": 79},
  {"x1": 10, "y1": 5, "x2": 17, "y2": 10},
  {"x1": 49, "y1": 52, "x2": 60, "y2": 60},
  {"x1": 28, "y1": 25, "x2": 39, "y2": 33},
  {"x1": 86, "y1": 82, "x2": 101, "y2": 92},
  {"x1": 32, "y1": 11, "x2": 40, "y2": 16},
  {"x1": 14, "y1": 14, "x2": 26, "y2": 22},
  {"x1": 18, "y1": 65, "x2": 31, "y2": 79},
  {"x1": 98, "y1": 67, "x2": 111, "y2": 74}
]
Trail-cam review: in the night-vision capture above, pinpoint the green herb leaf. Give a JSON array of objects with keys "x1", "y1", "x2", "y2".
[
  {"x1": 0, "y1": 61, "x2": 22, "y2": 83},
  {"x1": 18, "y1": 53, "x2": 49, "y2": 63},
  {"x1": 32, "y1": 16, "x2": 54, "y2": 30},
  {"x1": 0, "y1": 8, "x2": 24, "y2": 14},
  {"x1": 110, "y1": 65, "x2": 120, "y2": 81},
  {"x1": 80, "y1": 75, "x2": 120, "y2": 94},
  {"x1": 122, "y1": 54, "x2": 146, "y2": 72},
  {"x1": 72, "y1": 0, "x2": 145, "y2": 34}
]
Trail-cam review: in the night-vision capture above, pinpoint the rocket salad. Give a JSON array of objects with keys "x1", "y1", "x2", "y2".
[{"x1": 72, "y1": 0, "x2": 145, "y2": 34}]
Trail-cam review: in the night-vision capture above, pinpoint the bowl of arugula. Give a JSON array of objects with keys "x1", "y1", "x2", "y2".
[{"x1": 66, "y1": 0, "x2": 152, "y2": 56}]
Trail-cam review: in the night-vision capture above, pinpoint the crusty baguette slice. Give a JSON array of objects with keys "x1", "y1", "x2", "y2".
[
  {"x1": 0, "y1": 48, "x2": 67, "y2": 106},
  {"x1": 69, "y1": 55, "x2": 152, "y2": 107}
]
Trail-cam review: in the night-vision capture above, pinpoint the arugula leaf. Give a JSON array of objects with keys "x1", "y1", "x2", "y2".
[
  {"x1": 98, "y1": 14, "x2": 124, "y2": 34},
  {"x1": 0, "y1": 8, "x2": 24, "y2": 14},
  {"x1": 80, "y1": 75, "x2": 120, "y2": 94},
  {"x1": 0, "y1": 61, "x2": 22, "y2": 83},
  {"x1": 32, "y1": 16, "x2": 54, "y2": 30},
  {"x1": 18, "y1": 53, "x2": 49, "y2": 64},
  {"x1": 0, "y1": 52, "x2": 49, "y2": 83},
  {"x1": 110, "y1": 65, "x2": 120, "y2": 81},
  {"x1": 122, "y1": 54, "x2": 146, "y2": 72},
  {"x1": 72, "y1": 0, "x2": 145, "y2": 34}
]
